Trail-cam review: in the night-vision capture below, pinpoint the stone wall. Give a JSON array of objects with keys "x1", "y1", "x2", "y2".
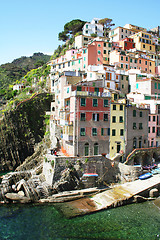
[{"x1": 43, "y1": 154, "x2": 122, "y2": 186}]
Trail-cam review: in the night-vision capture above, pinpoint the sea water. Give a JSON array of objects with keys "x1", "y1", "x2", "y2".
[{"x1": 0, "y1": 201, "x2": 159, "y2": 240}]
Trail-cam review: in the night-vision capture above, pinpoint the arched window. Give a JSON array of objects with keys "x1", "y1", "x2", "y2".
[
  {"x1": 94, "y1": 143, "x2": 99, "y2": 155},
  {"x1": 84, "y1": 143, "x2": 89, "y2": 156}
]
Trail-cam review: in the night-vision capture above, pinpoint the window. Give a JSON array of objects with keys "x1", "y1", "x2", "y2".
[
  {"x1": 114, "y1": 94, "x2": 118, "y2": 100},
  {"x1": 104, "y1": 99, "x2": 108, "y2": 107},
  {"x1": 104, "y1": 42, "x2": 106, "y2": 47},
  {"x1": 136, "y1": 83, "x2": 139, "y2": 89},
  {"x1": 80, "y1": 113, "x2": 86, "y2": 121},
  {"x1": 84, "y1": 57, "x2": 86, "y2": 61},
  {"x1": 122, "y1": 84, "x2": 124, "y2": 89},
  {"x1": 112, "y1": 129, "x2": 116, "y2": 136},
  {"x1": 104, "y1": 50, "x2": 106, "y2": 54},
  {"x1": 80, "y1": 128, "x2": 85, "y2": 136},
  {"x1": 121, "y1": 56, "x2": 123, "y2": 61},
  {"x1": 77, "y1": 86, "x2": 82, "y2": 91},
  {"x1": 152, "y1": 127, "x2": 155, "y2": 133},
  {"x1": 112, "y1": 116, "x2": 116, "y2": 123},
  {"x1": 94, "y1": 143, "x2": 99, "y2": 155},
  {"x1": 98, "y1": 50, "x2": 101, "y2": 54},
  {"x1": 148, "y1": 127, "x2": 150, "y2": 133},
  {"x1": 121, "y1": 76, "x2": 124, "y2": 80},
  {"x1": 84, "y1": 143, "x2": 89, "y2": 156},
  {"x1": 133, "y1": 138, "x2": 137, "y2": 148},
  {"x1": 92, "y1": 113, "x2": 99, "y2": 121},
  {"x1": 119, "y1": 116, "x2": 123, "y2": 123},
  {"x1": 104, "y1": 113, "x2": 108, "y2": 121},
  {"x1": 86, "y1": 25, "x2": 88, "y2": 29},
  {"x1": 140, "y1": 111, "x2": 142, "y2": 117},
  {"x1": 120, "y1": 105, "x2": 123, "y2": 111},
  {"x1": 153, "y1": 116, "x2": 156, "y2": 121},
  {"x1": 92, "y1": 128, "x2": 97, "y2": 136},
  {"x1": 155, "y1": 83, "x2": 157, "y2": 89},
  {"x1": 126, "y1": 57, "x2": 128, "y2": 61},
  {"x1": 135, "y1": 59, "x2": 137, "y2": 63},
  {"x1": 93, "y1": 99, "x2": 98, "y2": 107},
  {"x1": 139, "y1": 59, "x2": 141, "y2": 64},
  {"x1": 98, "y1": 58, "x2": 100, "y2": 61},
  {"x1": 98, "y1": 44, "x2": 101, "y2": 47},
  {"x1": 78, "y1": 59, "x2": 81, "y2": 64},
  {"x1": 101, "y1": 128, "x2": 104, "y2": 136},
  {"x1": 143, "y1": 44, "x2": 145, "y2": 48},
  {"x1": 113, "y1": 105, "x2": 116, "y2": 110},
  {"x1": 130, "y1": 59, "x2": 132, "y2": 63},
  {"x1": 81, "y1": 98, "x2": 86, "y2": 106},
  {"x1": 149, "y1": 116, "x2": 151, "y2": 121},
  {"x1": 108, "y1": 128, "x2": 110, "y2": 136},
  {"x1": 133, "y1": 110, "x2": 136, "y2": 117},
  {"x1": 139, "y1": 123, "x2": 143, "y2": 129},
  {"x1": 121, "y1": 64, "x2": 123, "y2": 68},
  {"x1": 145, "y1": 61, "x2": 147, "y2": 65},
  {"x1": 133, "y1": 122, "x2": 137, "y2": 129},
  {"x1": 120, "y1": 129, "x2": 124, "y2": 136}
]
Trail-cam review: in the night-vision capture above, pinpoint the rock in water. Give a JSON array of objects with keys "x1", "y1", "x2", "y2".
[{"x1": 5, "y1": 193, "x2": 31, "y2": 203}]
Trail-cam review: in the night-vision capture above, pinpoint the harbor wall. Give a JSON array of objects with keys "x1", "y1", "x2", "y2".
[{"x1": 43, "y1": 154, "x2": 143, "y2": 186}]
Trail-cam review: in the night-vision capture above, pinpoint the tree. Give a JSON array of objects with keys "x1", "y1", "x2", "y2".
[
  {"x1": 58, "y1": 31, "x2": 69, "y2": 42},
  {"x1": 58, "y1": 19, "x2": 86, "y2": 42},
  {"x1": 64, "y1": 19, "x2": 86, "y2": 36},
  {"x1": 99, "y1": 18, "x2": 115, "y2": 37},
  {"x1": 91, "y1": 33, "x2": 97, "y2": 38}
]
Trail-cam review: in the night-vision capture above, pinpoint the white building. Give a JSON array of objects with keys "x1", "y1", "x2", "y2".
[
  {"x1": 13, "y1": 83, "x2": 24, "y2": 91},
  {"x1": 83, "y1": 18, "x2": 104, "y2": 37}
]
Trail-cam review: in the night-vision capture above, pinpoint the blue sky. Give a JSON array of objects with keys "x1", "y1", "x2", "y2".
[{"x1": 0, "y1": 0, "x2": 160, "y2": 65}]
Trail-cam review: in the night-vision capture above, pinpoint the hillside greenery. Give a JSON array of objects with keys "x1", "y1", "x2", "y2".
[{"x1": 0, "y1": 52, "x2": 51, "y2": 90}]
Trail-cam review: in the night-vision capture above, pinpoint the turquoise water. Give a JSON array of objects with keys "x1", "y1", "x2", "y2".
[{"x1": 0, "y1": 201, "x2": 159, "y2": 240}]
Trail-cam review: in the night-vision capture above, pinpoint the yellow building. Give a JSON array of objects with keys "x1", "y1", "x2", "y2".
[
  {"x1": 109, "y1": 99, "x2": 126, "y2": 160},
  {"x1": 130, "y1": 32, "x2": 156, "y2": 53}
]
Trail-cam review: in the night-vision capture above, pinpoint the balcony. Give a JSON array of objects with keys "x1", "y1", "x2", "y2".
[{"x1": 75, "y1": 91, "x2": 111, "y2": 98}]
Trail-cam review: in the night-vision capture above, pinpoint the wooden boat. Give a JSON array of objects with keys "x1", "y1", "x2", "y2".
[{"x1": 138, "y1": 172, "x2": 152, "y2": 180}]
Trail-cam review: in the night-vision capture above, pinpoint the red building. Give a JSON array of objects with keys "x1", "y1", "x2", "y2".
[
  {"x1": 62, "y1": 84, "x2": 111, "y2": 156},
  {"x1": 119, "y1": 37, "x2": 135, "y2": 50}
]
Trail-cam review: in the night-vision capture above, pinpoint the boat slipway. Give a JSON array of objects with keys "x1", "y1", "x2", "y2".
[{"x1": 54, "y1": 174, "x2": 160, "y2": 218}]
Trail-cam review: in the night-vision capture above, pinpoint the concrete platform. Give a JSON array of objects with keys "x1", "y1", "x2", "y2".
[{"x1": 54, "y1": 174, "x2": 160, "y2": 218}]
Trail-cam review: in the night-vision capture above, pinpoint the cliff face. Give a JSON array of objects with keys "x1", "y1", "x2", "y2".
[{"x1": 0, "y1": 93, "x2": 53, "y2": 172}]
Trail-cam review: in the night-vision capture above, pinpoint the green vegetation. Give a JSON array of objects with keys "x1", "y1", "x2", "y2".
[
  {"x1": 0, "y1": 53, "x2": 51, "y2": 98},
  {"x1": 99, "y1": 18, "x2": 115, "y2": 37},
  {"x1": 51, "y1": 19, "x2": 86, "y2": 60},
  {"x1": 58, "y1": 19, "x2": 86, "y2": 42}
]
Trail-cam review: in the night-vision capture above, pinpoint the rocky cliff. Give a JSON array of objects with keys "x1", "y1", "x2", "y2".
[{"x1": 0, "y1": 93, "x2": 53, "y2": 172}]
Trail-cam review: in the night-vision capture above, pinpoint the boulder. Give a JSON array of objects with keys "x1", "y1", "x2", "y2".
[
  {"x1": 5, "y1": 193, "x2": 31, "y2": 203},
  {"x1": 53, "y1": 166, "x2": 82, "y2": 192},
  {"x1": 149, "y1": 188, "x2": 159, "y2": 198}
]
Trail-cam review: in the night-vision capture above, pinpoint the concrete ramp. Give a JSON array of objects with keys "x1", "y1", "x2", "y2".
[{"x1": 54, "y1": 174, "x2": 160, "y2": 218}]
